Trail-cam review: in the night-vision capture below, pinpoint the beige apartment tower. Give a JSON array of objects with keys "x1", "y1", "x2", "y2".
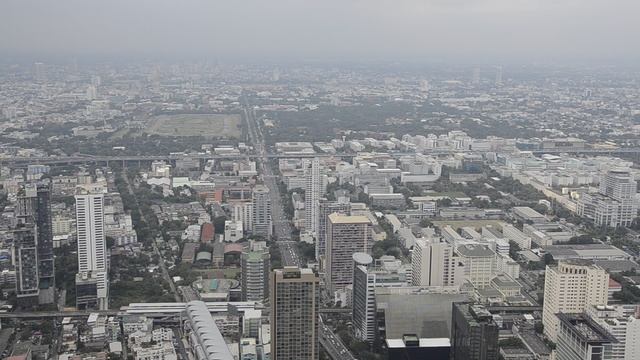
[
  {"x1": 542, "y1": 259, "x2": 609, "y2": 342},
  {"x1": 270, "y1": 267, "x2": 320, "y2": 360},
  {"x1": 325, "y1": 213, "x2": 372, "y2": 294}
]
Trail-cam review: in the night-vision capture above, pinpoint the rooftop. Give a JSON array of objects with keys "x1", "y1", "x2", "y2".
[{"x1": 328, "y1": 213, "x2": 371, "y2": 224}]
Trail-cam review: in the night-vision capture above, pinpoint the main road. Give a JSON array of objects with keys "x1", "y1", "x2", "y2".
[{"x1": 243, "y1": 97, "x2": 300, "y2": 267}]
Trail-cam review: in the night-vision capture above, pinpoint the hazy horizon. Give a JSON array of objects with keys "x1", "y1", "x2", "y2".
[{"x1": 2, "y1": 0, "x2": 639, "y2": 65}]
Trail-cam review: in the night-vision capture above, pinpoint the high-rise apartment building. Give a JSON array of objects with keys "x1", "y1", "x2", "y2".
[
  {"x1": 16, "y1": 183, "x2": 54, "y2": 304},
  {"x1": 252, "y1": 186, "x2": 272, "y2": 238},
  {"x1": 542, "y1": 260, "x2": 609, "y2": 342},
  {"x1": 13, "y1": 224, "x2": 39, "y2": 302},
  {"x1": 270, "y1": 267, "x2": 319, "y2": 360},
  {"x1": 232, "y1": 201, "x2": 253, "y2": 234},
  {"x1": 75, "y1": 190, "x2": 109, "y2": 310},
  {"x1": 450, "y1": 303, "x2": 499, "y2": 360},
  {"x1": 304, "y1": 158, "x2": 323, "y2": 237},
  {"x1": 352, "y1": 252, "x2": 376, "y2": 343},
  {"x1": 316, "y1": 198, "x2": 350, "y2": 260},
  {"x1": 556, "y1": 313, "x2": 617, "y2": 360},
  {"x1": 241, "y1": 250, "x2": 270, "y2": 302},
  {"x1": 325, "y1": 213, "x2": 372, "y2": 294},
  {"x1": 412, "y1": 238, "x2": 462, "y2": 287}
]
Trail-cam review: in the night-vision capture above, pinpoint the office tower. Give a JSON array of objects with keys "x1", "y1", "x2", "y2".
[
  {"x1": 472, "y1": 67, "x2": 480, "y2": 85},
  {"x1": 75, "y1": 191, "x2": 109, "y2": 310},
  {"x1": 455, "y1": 244, "x2": 496, "y2": 289},
  {"x1": 352, "y1": 252, "x2": 376, "y2": 342},
  {"x1": 16, "y1": 183, "x2": 55, "y2": 304},
  {"x1": 316, "y1": 198, "x2": 351, "y2": 260},
  {"x1": 450, "y1": 303, "x2": 499, "y2": 360},
  {"x1": 252, "y1": 186, "x2": 272, "y2": 238},
  {"x1": 304, "y1": 158, "x2": 323, "y2": 237},
  {"x1": 556, "y1": 313, "x2": 616, "y2": 360},
  {"x1": 13, "y1": 224, "x2": 39, "y2": 302},
  {"x1": 495, "y1": 65, "x2": 503, "y2": 86},
  {"x1": 325, "y1": 213, "x2": 372, "y2": 294},
  {"x1": 542, "y1": 260, "x2": 608, "y2": 342},
  {"x1": 241, "y1": 250, "x2": 270, "y2": 302},
  {"x1": 411, "y1": 238, "x2": 461, "y2": 287},
  {"x1": 270, "y1": 267, "x2": 319, "y2": 360}
]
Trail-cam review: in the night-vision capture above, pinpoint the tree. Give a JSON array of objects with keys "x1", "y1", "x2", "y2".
[{"x1": 419, "y1": 218, "x2": 433, "y2": 228}]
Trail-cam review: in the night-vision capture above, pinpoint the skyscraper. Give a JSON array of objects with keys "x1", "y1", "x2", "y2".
[
  {"x1": 241, "y1": 250, "x2": 270, "y2": 302},
  {"x1": 325, "y1": 213, "x2": 372, "y2": 294},
  {"x1": 304, "y1": 158, "x2": 323, "y2": 237},
  {"x1": 411, "y1": 238, "x2": 461, "y2": 287},
  {"x1": 75, "y1": 190, "x2": 109, "y2": 310},
  {"x1": 270, "y1": 267, "x2": 319, "y2": 360},
  {"x1": 252, "y1": 185, "x2": 272, "y2": 238},
  {"x1": 542, "y1": 260, "x2": 609, "y2": 342},
  {"x1": 352, "y1": 252, "x2": 376, "y2": 343},
  {"x1": 600, "y1": 170, "x2": 637, "y2": 226},
  {"x1": 16, "y1": 183, "x2": 54, "y2": 304},
  {"x1": 495, "y1": 65, "x2": 503, "y2": 86},
  {"x1": 316, "y1": 198, "x2": 351, "y2": 260},
  {"x1": 13, "y1": 224, "x2": 39, "y2": 303},
  {"x1": 450, "y1": 303, "x2": 499, "y2": 360}
]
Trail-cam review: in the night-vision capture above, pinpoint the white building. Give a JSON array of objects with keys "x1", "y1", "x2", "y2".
[
  {"x1": 75, "y1": 190, "x2": 109, "y2": 310},
  {"x1": 542, "y1": 260, "x2": 609, "y2": 342},
  {"x1": 304, "y1": 158, "x2": 323, "y2": 238},
  {"x1": 585, "y1": 305, "x2": 640, "y2": 360},
  {"x1": 224, "y1": 221, "x2": 243, "y2": 242},
  {"x1": 455, "y1": 244, "x2": 496, "y2": 289},
  {"x1": 252, "y1": 186, "x2": 272, "y2": 238},
  {"x1": 412, "y1": 238, "x2": 462, "y2": 287}
]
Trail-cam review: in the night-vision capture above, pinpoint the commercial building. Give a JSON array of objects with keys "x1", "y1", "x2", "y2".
[
  {"x1": 411, "y1": 238, "x2": 462, "y2": 287},
  {"x1": 252, "y1": 186, "x2": 272, "y2": 238},
  {"x1": 270, "y1": 267, "x2": 319, "y2": 360},
  {"x1": 450, "y1": 303, "x2": 499, "y2": 360},
  {"x1": 75, "y1": 190, "x2": 109, "y2": 310},
  {"x1": 556, "y1": 313, "x2": 617, "y2": 360},
  {"x1": 542, "y1": 260, "x2": 609, "y2": 342},
  {"x1": 241, "y1": 250, "x2": 270, "y2": 302},
  {"x1": 325, "y1": 213, "x2": 372, "y2": 293}
]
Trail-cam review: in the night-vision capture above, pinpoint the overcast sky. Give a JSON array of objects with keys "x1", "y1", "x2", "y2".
[{"x1": 1, "y1": 0, "x2": 638, "y2": 64}]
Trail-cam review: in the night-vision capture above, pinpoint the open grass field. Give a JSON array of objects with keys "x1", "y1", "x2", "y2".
[{"x1": 145, "y1": 114, "x2": 242, "y2": 138}]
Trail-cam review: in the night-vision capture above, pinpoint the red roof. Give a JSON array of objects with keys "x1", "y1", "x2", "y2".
[
  {"x1": 200, "y1": 222, "x2": 215, "y2": 243},
  {"x1": 224, "y1": 243, "x2": 244, "y2": 254},
  {"x1": 609, "y1": 278, "x2": 622, "y2": 289}
]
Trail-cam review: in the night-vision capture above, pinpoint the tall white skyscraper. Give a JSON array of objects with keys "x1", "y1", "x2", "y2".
[
  {"x1": 305, "y1": 158, "x2": 323, "y2": 237},
  {"x1": 75, "y1": 191, "x2": 109, "y2": 310},
  {"x1": 542, "y1": 260, "x2": 609, "y2": 342},
  {"x1": 578, "y1": 169, "x2": 638, "y2": 227}
]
